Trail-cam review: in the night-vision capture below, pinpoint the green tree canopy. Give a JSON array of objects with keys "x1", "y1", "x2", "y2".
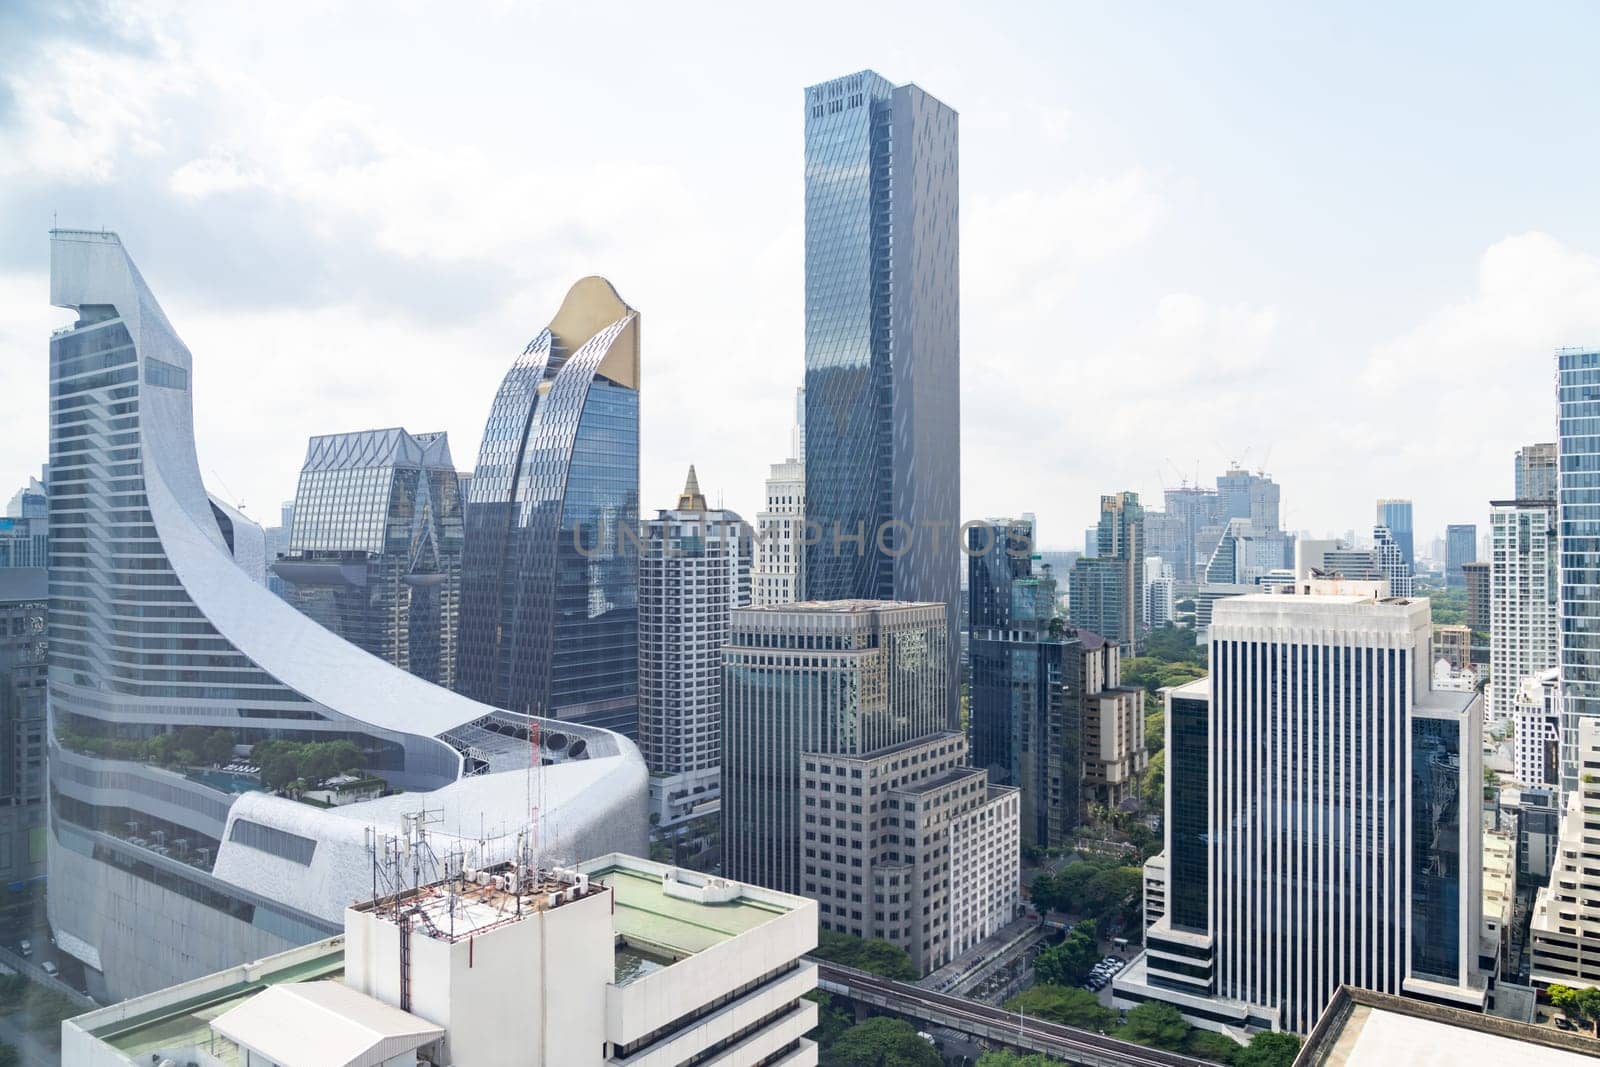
[
  {"x1": 1235, "y1": 1031, "x2": 1302, "y2": 1067},
  {"x1": 812, "y1": 931, "x2": 918, "y2": 981},
  {"x1": 822, "y1": 1017, "x2": 941, "y2": 1067},
  {"x1": 1185, "y1": 1028, "x2": 1244, "y2": 1064},
  {"x1": 1118, "y1": 1001, "x2": 1191, "y2": 1050},
  {"x1": 977, "y1": 1052, "x2": 1069, "y2": 1067},
  {"x1": 1033, "y1": 921, "x2": 1101, "y2": 987},
  {"x1": 1004, "y1": 984, "x2": 1115, "y2": 1031}
]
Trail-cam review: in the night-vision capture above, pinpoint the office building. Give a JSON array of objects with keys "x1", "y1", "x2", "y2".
[
  {"x1": 1142, "y1": 853, "x2": 1167, "y2": 931},
  {"x1": 1463, "y1": 561, "x2": 1491, "y2": 633},
  {"x1": 44, "y1": 229, "x2": 647, "y2": 1003},
  {"x1": 1145, "y1": 557, "x2": 1175, "y2": 630},
  {"x1": 1070, "y1": 492, "x2": 1145, "y2": 655},
  {"x1": 755, "y1": 391, "x2": 806, "y2": 607},
  {"x1": 800, "y1": 731, "x2": 1019, "y2": 972},
  {"x1": 1560, "y1": 349, "x2": 1600, "y2": 795},
  {"x1": 1373, "y1": 525, "x2": 1415, "y2": 597},
  {"x1": 802, "y1": 70, "x2": 960, "y2": 722},
  {"x1": 64, "y1": 853, "x2": 820, "y2": 1067},
  {"x1": 1217, "y1": 464, "x2": 1280, "y2": 530},
  {"x1": 1446, "y1": 524, "x2": 1477, "y2": 588},
  {"x1": 0, "y1": 569, "x2": 45, "y2": 889},
  {"x1": 1516, "y1": 442, "x2": 1558, "y2": 503},
  {"x1": 260, "y1": 500, "x2": 291, "y2": 598},
  {"x1": 1143, "y1": 512, "x2": 1187, "y2": 586},
  {"x1": 1531, "y1": 717, "x2": 1600, "y2": 988},
  {"x1": 1514, "y1": 669, "x2": 1561, "y2": 789},
  {"x1": 0, "y1": 472, "x2": 47, "y2": 569},
  {"x1": 1516, "y1": 786, "x2": 1561, "y2": 888},
  {"x1": 638, "y1": 468, "x2": 750, "y2": 831},
  {"x1": 722, "y1": 600, "x2": 948, "y2": 894},
  {"x1": 1114, "y1": 584, "x2": 1485, "y2": 1034},
  {"x1": 1434, "y1": 624, "x2": 1471, "y2": 672},
  {"x1": 1488, "y1": 500, "x2": 1557, "y2": 724},
  {"x1": 273, "y1": 428, "x2": 464, "y2": 687},
  {"x1": 1164, "y1": 485, "x2": 1222, "y2": 585},
  {"x1": 459, "y1": 276, "x2": 640, "y2": 736},
  {"x1": 1377, "y1": 498, "x2": 1415, "y2": 568}
]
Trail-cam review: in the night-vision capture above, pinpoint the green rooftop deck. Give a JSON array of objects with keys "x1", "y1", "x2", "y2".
[
  {"x1": 86, "y1": 947, "x2": 344, "y2": 1062},
  {"x1": 591, "y1": 866, "x2": 790, "y2": 960}
]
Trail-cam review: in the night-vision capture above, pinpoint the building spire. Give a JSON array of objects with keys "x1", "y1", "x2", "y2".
[{"x1": 677, "y1": 465, "x2": 707, "y2": 511}]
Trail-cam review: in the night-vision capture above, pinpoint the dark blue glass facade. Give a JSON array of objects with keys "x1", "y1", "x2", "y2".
[
  {"x1": 459, "y1": 281, "x2": 640, "y2": 736},
  {"x1": 1559, "y1": 348, "x2": 1600, "y2": 793},
  {"x1": 1410, "y1": 716, "x2": 1461, "y2": 982},
  {"x1": 1377, "y1": 499, "x2": 1415, "y2": 569},
  {"x1": 802, "y1": 70, "x2": 960, "y2": 721},
  {"x1": 1167, "y1": 688, "x2": 1208, "y2": 934}
]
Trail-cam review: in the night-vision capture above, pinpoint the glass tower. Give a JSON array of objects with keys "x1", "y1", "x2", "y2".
[
  {"x1": 1376, "y1": 498, "x2": 1415, "y2": 569},
  {"x1": 274, "y1": 428, "x2": 464, "y2": 686},
  {"x1": 1559, "y1": 349, "x2": 1600, "y2": 794},
  {"x1": 801, "y1": 70, "x2": 960, "y2": 721},
  {"x1": 458, "y1": 277, "x2": 640, "y2": 736}
]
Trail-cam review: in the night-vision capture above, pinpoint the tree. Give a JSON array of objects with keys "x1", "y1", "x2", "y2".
[
  {"x1": 822, "y1": 1017, "x2": 940, "y2": 1067},
  {"x1": 1035, "y1": 919, "x2": 1101, "y2": 986},
  {"x1": 1118, "y1": 1001, "x2": 1192, "y2": 1050},
  {"x1": 1234, "y1": 1031, "x2": 1302, "y2": 1067},
  {"x1": 804, "y1": 991, "x2": 854, "y2": 1052},
  {"x1": 978, "y1": 1053, "x2": 1070, "y2": 1067},
  {"x1": 812, "y1": 931, "x2": 917, "y2": 981},
  {"x1": 1004, "y1": 984, "x2": 1115, "y2": 1030},
  {"x1": 1185, "y1": 1028, "x2": 1244, "y2": 1064},
  {"x1": 1579, "y1": 986, "x2": 1600, "y2": 1036},
  {"x1": 1141, "y1": 751, "x2": 1166, "y2": 809},
  {"x1": 203, "y1": 728, "x2": 235, "y2": 765},
  {"x1": 0, "y1": 1042, "x2": 17, "y2": 1067}
]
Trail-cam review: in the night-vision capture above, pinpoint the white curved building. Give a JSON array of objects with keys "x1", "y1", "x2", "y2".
[{"x1": 45, "y1": 230, "x2": 647, "y2": 1002}]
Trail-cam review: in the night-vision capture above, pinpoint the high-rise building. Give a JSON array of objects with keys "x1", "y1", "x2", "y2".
[
  {"x1": 66, "y1": 853, "x2": 820, "y2": 1067},
  {"x1": 1070, "y1": 492, "x2": 1145, "y2": 655},
  {"x1": 754, "y1": 392, "x2": 806, "y2": 607},
  {"x1": 1531, "y1": 716, "x2": 1600, "y2": 988},
  {"x1": 1145, "y1": 557, "x2": 1175, "y2": 630},
  {"x1": 801, "y1": 70, "x2": 960, "y2": 721},
  {"x1": 273, "y1": 429, "x2": 464, "y2": 687},
  {"x1": 0, "y1": 471, "x2": 47, "y2": 569},
  {"x1": 722, "y1": 600, "x2": 949, "y2": 894},
  {"x1": 1560, "y1": 349, "x2": 1600, "y2": 795},
  {"x1": 1514, "y1": 668, "x2": 1561, "y2": 788},
  {"x1": 1162, "y1": 485, "x2": 1221, "y2": 584},
  {"x1": 1217, "y1": 464, "x2": 1280, "y2": 531},
  {"x1": 1445, "y1": 524, "x2": 1477, "y2": 588},
  {"x1": 1114, "y1": 583, "x2": 1485, "y2": 1033},
  {"x1": 1377, "y1": 498, "x2": 1415, "y2": 569},
  {"x1": 638, "y1": 468, "x2": 750, "y2": 831},
  {"x1": 260, "y1": 500, "x2": 292, "y2": 598},
  {"x1": 1463, "y1": 561, "x2": 1491, "y2": 633},
  {"x1": 44, "y1": 229, "x2": 647, "y2": 1002},
  {"x1": 1372, "y1": 525, "x2": 1415, "y2": 597},
  {"x1": 1433, "y1": 624, "x2": 1471, "y2": 672},
  {"x1": 800, "y1": 731, "x2": 1019, "y2": 972},
  {"x1": 1516, "y1": 442, "x2": 1558, "y2": 503},
  {"x1": 1489, "y1": 500, "x2": 1557, "y2": 724},
  {"x1": 0, "y1": 568, "x2": 46, "y2": 889},
  {"x1": 459, "y1": 277, "x2": 640, "y2": 736}
]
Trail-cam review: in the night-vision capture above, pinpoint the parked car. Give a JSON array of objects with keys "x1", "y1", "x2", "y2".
[
  {"x1": 1556, "y1": 1017, "x2": 1575, "y2": 1031},
  {"x1": 41, "y1": 961, "x2": 57, "y2": 977},
  {"x1": 17, "y1": 940, "x2": 30, "y2": 957}
]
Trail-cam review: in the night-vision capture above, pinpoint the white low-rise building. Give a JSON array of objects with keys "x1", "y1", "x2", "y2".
[
  {"x1": 63, "y1": 853, "x2": 820, "y2": 1067},
  {"x1": 1513, "y1": 668, "x2": 1561, "y2": 787}
]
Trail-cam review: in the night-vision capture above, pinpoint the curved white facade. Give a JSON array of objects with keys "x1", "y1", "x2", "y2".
[{"x1": 46, "y1": 230, "x2": 646, "y2": 1002}]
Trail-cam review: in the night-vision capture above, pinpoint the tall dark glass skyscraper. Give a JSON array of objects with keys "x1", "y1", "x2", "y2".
[
  {"x1": 1559, "y1": 349, "x2": 1600, "y2": 793},
  {"x1": 274, "y1": 428, "x2": 464, "y2": 686},
  {"x1": 459, "y1": 277, "x2": 640, "y2": 736},
  {"x1": 1445, "y1": 523, "x2": 1477, "y2": 588},
  {"x1": 802, "y1": 70, "x2": 960, "y2": 720},
  {"x1": 1376, "y1": 497, "x2": 1415, "y2": 569}
]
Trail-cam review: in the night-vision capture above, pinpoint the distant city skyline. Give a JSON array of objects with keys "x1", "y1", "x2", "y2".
[{"x1": 1, "y1": 5, "x2": 1593, "y2": 549}]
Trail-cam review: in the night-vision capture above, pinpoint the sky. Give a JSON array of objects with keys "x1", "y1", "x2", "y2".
[{"x1": 2, "y1": 1, "x2": 1598, "y2": 550}]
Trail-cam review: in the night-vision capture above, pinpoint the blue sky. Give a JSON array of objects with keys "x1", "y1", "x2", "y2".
[{"x1": 1, "y1": 0, "x2": 1596, "y2": 547}]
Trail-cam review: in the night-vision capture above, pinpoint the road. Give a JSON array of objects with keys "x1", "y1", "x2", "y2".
[{"x1": 817, "y1": 960, "x2": 1211, "y2": 1067}]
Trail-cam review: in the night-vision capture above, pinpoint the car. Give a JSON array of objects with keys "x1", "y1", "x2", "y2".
[
  {"x1": 17, "y1": 940, "x2": 29, "y2": 957},
  {"x1": 1556, "y1": 1017, "x2": 1575, "y2": 1031},
  {"x1": 41, "y1": 961, "x2": 57, "y2": 977}
]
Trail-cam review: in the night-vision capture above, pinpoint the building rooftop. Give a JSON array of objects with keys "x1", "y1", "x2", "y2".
[
  {"x1": 210, "y1": 979, "x2": 443, "y2": 1067},
  {"x1": 745, "y1": 599, "x2": 941, "y2": 613},
  {"x1": 1296, "y1": 986, "x2": 1600, "y2": 1066},
  {"x1": 591, "y1": 861, "x2": 795, "y2": 966}
]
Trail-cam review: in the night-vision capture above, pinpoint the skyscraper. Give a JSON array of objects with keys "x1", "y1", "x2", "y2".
[
  {"x1": 0, "y1": 472, "x2": 47, "y2": 569},
  {"x1": 1445, "y1": 523, "x2": 1477, "y2": 588},
  {"x1": 753, "y1": 390, "x2": 806, "y2": 607},
  {"x1": 637, "y1": 468, "x2": 750, "y2": 832},
  {"x1": 801, "y1": 70, "x2": 960, "y2": 720},
  {"x1": 1516, "y1": 442, "x2": 1558, "y2": 503},
  {"x1": 1376, "y1": 498, "x2": 1415, "y2": 569},
  {"x1": 0, "y1": 568, "x2": 46, "y2": 890},
  {"x1": 1489, "y1": 500, "x2": 1558, "y2": 724},
  {"x1": 1162, "y1": 485, "x2": 1221, "y2": 584},
  {"x1": 1070, "y1": 492, "x2": 1145, "y2": 655},
  {"x1": 45, "y1": 230, "x2": 646, "y2": 1002},
  {"x1": 1114, "y1": 583, "x2": 1485, "y2": 1033},
  {"x1": 1559, "y1": 348, "x2": 1600, "y2": 794},
  {"x1": 459, "y1": 277, "x2": 641, "y2": 735},
  {"x1": 1463, "y1": 560, "x2": 1491, "y2": 633},
  {"x1": 273, "y1": 429, "x2": 464, "y2": 687}
]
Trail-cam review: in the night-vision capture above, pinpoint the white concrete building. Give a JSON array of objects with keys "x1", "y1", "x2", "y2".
[
  {"x1": 754, "y1": 391, "x2": 806, "y2": 607},
  {"x1": 1513, "y1": 668, "x2": 1561, "y2": 788},
  {"x1": 1489, "y1": 500, "x2": 1557, "y2": 724},
  {"x1": 1144, "y1": 556, "x2": 1175, "y2": 630},
  {"x1": 1115, "y1": 585, "x2": 1485, "y2": 1035},
  {"x1": 1142, "y1": 852, "x2": 1167, "y2": 931},
  {"x1": 638, "y1": 468, "x2": 750, "y2": 830},
  {"x1": 63, "y1": 853, "x2": 820, "y2": 1067},
  {"x1": 1530, "y1": 716, "x2": 1600, "y2": 988}
]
